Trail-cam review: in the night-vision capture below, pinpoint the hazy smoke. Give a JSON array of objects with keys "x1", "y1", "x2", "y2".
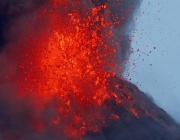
[
  {"x1": 0, "y1": 0, "x2": 142, "y2": 139},
  {"x1": 92, "y1": 0, "x2": 143, "y2": 72},
  {"x1": 107, "y1": 0, "x2": 142, "y2": 70}
]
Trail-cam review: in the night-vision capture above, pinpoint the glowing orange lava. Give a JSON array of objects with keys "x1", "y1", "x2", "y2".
[{"x1": 5, "y1": 0, "x2": 138, "y2": 138}]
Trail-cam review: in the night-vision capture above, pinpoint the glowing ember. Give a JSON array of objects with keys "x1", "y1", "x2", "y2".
[{"x1": 4, "y1": 0, "x2": 140, "y2": 138}]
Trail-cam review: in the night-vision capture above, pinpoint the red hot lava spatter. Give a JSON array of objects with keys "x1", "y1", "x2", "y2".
[{"x1": 5, "y1": 0, "x2": 139, "y2": 139}]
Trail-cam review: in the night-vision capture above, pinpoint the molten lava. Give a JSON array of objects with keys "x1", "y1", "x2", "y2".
[{"x1": 4, "y1": 0, "x2": 138, "y2": 139}]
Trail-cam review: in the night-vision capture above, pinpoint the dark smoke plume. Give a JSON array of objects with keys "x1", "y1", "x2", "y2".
[
  {"x1": 92, "y1": 0, "x2": 143, "y2": 71},
  {"x1": 0, "y1": 0, "x2": 142, "y2": 63}
]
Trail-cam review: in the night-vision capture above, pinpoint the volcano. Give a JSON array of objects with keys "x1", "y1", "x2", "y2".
[
  {"x1": 83, "y1": 76, "x2": 180, "y2": 140},
  {"x1": 0, "y1": 0, "x2": 180, "y2": 140},
  {"x1": 0, "y1": 76, "x2": 180, "y2": 140}
]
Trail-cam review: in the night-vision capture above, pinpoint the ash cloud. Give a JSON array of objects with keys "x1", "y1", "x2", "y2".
[
  {"x1": 0, "y1": 0, "x2": 142, "y2": 60},
  {"x1": 107, "y1": 0, "x2": 142, "y2": 71},
  {"x1": 0, "y1": 0, "x2": 144, "y2": 139},
  {"x1": 0, "y1": 0, "x2": 47, "y2": 51},
  {"x1": 91, "y1": 0, "x2": 142, "y2": 73}
]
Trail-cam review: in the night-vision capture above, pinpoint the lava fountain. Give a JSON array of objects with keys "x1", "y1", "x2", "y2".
[{"x1": 0, "y1": 0, "x2": 142, "y2": 139}]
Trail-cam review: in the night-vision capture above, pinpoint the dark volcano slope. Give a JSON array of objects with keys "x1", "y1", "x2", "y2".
[
  {"x1": 84, "y1": 76, "x2": 180, "y2": 140},
  {"x1": 0, "y1": 76, "x2": 179, "y2": 140}
]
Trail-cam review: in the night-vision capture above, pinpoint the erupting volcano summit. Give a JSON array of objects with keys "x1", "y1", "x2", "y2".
[{"x1": 0, "y1": 0, "x2": 180, "y2": 140}]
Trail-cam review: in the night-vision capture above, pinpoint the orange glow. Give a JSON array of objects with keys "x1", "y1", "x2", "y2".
[{"x1": 5, "y1": 0, "x2": 140, "y2": 138}]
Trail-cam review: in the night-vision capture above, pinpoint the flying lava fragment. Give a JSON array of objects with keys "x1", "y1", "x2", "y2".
[{"x1": 0, "y1": 0, "x2": 143, "y2": 139}]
